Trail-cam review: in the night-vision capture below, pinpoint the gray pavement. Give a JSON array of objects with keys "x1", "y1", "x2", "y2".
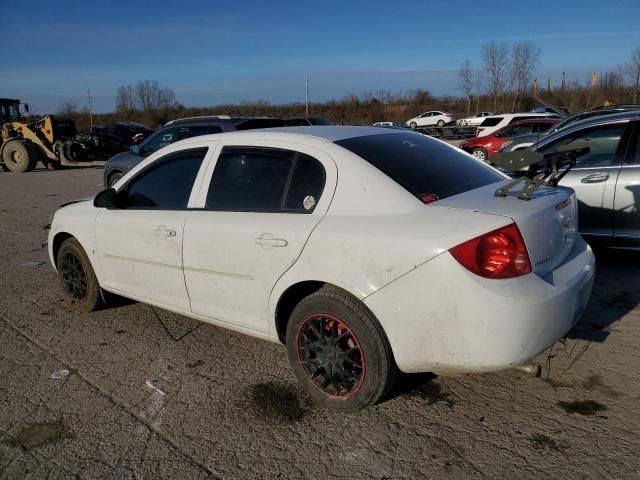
[{"x1": 1, "y1": 167, "x2": 639, "y2": 479}]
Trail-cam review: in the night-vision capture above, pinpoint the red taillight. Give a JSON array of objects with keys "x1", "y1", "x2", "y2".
[
  {"x1": 449, "y1": 223, "x2": 531, "y2": 279},
  {"x1": 420, "y1": 193, "x2": 439, "y2": 204}
]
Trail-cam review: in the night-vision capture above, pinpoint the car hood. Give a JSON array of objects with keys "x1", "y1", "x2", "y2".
[{"x1": 106, "y1": 151, "x2": 143, "y2": 170}]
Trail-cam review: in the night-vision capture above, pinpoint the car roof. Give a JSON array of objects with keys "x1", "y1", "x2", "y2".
[
  {"x1": 536, "y1": 110, "x2": 640, "y2": 147},
  {"x1": 168, "y1": 126, "x2": 407, "y2": 147},
  {"x1": 485, "y1": 112, "x2": 554, "y2": 119},
  {"x1": 254, "y1": 125, "x2": 403, "y2": 142}
]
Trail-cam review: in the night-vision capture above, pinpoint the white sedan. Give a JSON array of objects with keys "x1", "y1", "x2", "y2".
[
  {"x1": 457, "y1": 111, "x2": 495, "y2": 127},
  {"x1": 405, "y1": 111, "x2": 455, "y2": 129},
  {"x1": 49, "y1": 127, "x2": 595, "y2": 411}
]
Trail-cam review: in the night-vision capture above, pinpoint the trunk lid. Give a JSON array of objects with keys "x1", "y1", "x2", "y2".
[{"x1": 436, "y1": 180, "x2": 578, "y2": 275}]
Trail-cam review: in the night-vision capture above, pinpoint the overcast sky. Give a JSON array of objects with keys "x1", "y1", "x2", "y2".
[{"x1": 1, "y1": 0, "x2": 639, "y2": 113}]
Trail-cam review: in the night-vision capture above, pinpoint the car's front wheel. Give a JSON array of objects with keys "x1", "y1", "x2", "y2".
[
  {"x1": 57, "y1": 238, "x2": 103, "y2": 312},
  {"x1": 437, "y1": 120, "x2": 445, "y2": 127},
  {"x1": 409, "y1": 122, "x2": 417, "y2": 129},
  {"x1": 107, "y1": 171, "x2": 124, "y2": 188},
  {"x1": 471, "y1": 147, "x2": 488, "y2": 162},
  {"x1": 286, "y1": 286, "x2": 397, "y2": 411}
]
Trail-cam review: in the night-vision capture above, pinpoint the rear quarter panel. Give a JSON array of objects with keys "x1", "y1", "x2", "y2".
[{"x1": 268, "y1": 144, "x2": 512, "y2": 332}]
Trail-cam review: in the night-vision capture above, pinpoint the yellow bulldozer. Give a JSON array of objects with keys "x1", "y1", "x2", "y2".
[{"x1": 1, "y1": 97, "x2": 103, "y2": 172}]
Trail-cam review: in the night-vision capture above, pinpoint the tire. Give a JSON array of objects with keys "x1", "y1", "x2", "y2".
[
  {"x1": 285, "y1": 286, "x2": 397, "y2": 411},
  {"x1": 437, "y1": 120, "x2": 445, "y2": 127},
  {"x1": 107, "y1": 171, "x2": 124, "y2": 188},
  {"x1": 65, "y1": 141, "x2": 85, "y2": 162},
  {"x1": 56, "y1": 238, "x2": 103, "y2": 312},
  {"x1": 2, "y1": 140, "x2": 37, "y2": 172},
  {"x1": 471, "y1": 147, "x2": 488, "y2": 162},
  {"x1": 24, "y1": 142, "x2": 43, "y2": 169},
  {"x1": 409, "y1": 122, "x2": 417, "y2": 129}
]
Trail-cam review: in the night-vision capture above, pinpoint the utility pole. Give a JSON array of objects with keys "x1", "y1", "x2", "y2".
[
  {"x1": 305, "y1": 76, "x2": 309, "y2": 117},
  {"x1": 87, "y1": 88, "x2": 94, "y2": 129}
]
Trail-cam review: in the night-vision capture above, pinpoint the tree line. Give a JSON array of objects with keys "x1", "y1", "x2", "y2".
[{"x1": 56, "y1": 45, "x2": 640, "y2": 131}]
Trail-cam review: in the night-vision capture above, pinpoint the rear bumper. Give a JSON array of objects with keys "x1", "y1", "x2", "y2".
[{"x1": 363, "y1": 237, "x2": 595, "y2": 374}]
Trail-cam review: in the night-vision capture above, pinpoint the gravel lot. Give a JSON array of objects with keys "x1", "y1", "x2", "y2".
[{"x1": 1, "y1": 167, "x2": 639, "y2": 479}]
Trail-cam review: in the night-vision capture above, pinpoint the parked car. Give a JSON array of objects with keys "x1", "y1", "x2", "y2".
[
  {"x1": 457, "y1": 112, "x2": 495, "y2": 127},
  {"x1": 460, "y1": 118, "x2": 560, "y2": 162},
  {"x1": 103, "y1": 116, "x2": 285, "y2": 187},
  {"x1": 50, "y1": 126, "x2": 594, "y2": 410},
  {"x1": 475, "y1": 112, "x2": 558, "y2": 137},
  {"x1": 499, "y1": 104, "x2": 640, "y2": 153},
  {"x1": 284, "y1": 116, "x2": 334, "y2": 126},
  {"x1": 90, "y1": 122, "x2": 153, "y2": 156},
  {"x1": 503, "y1": 111, "x2": 640, "y2": 248},
  {"x1": 406, "y1": 111, "x2": 455, "y2": 129}
]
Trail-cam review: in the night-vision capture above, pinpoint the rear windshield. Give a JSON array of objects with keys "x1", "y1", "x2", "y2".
[{"x1": 335, "y1": 133, "x2": 503, "y2": 200}]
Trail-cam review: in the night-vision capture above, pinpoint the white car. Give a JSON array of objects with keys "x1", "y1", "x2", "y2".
[
  {"x1": 457, "y1": 112, "x2": 495, "y2": 127},
  {"x1": 406, "y1": 111, "x2": 455, "y2": 129},
  {"x1": 49, "y1": 127, "x2": 595, "y2": 411},
  {"x1": 476, "y1": 112, "x2": 557, "y2": 137}
]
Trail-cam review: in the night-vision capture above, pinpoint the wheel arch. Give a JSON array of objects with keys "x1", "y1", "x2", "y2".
[
  {"x1": 52, "y1": 232, "x2": 75, "y2": 268},
  {"x1": 274, "y1": 280, "x2": 366, "y2": 344}
]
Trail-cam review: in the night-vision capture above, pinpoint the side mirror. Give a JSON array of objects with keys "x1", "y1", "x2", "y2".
[
  {"x1": 94, "y1": 188, "x2": 120, "y2": 208},
  {"x1": 130, "y1": 144, "x2": 140, "y2": 155}
]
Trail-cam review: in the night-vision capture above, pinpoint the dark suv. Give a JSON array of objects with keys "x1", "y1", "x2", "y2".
[{"x1": 103, "y1": 116, "x2": 285, "y2": 187}]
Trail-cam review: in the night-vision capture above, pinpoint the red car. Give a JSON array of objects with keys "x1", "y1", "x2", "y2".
[{"x1": 460, "y1": 118, "x2": 560, "y2": 162}]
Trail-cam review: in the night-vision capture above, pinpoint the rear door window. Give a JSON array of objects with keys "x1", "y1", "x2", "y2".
[
  {"x1": 206, "y1": 147, "x2": 292, "y2": 211},
  {"x1": 284, "y1": 154, "x2": 325, "y2": 212},
  {"x1": 205, "y1": 147, "x2": 326, "y2": 212},
  {"x1": 335, "y1": 133, "x2": 503, "y2": 201}
]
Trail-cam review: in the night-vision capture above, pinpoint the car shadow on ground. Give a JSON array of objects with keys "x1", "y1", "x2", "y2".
[{"x1": 565, "y1": 247, "x2": 640, "y2": 343}]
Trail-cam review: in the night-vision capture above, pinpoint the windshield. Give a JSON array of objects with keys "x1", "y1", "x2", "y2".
[
  {"x1": 0, "y1": 102, "x2": 20, "y2": 123},
  {"x1": 336, "y1": 133, "x2": 503, "y2": 201}
]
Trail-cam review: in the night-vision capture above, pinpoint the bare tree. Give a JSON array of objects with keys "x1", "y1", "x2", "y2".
[
  {"x1": 482, "y1": 41, "x2": 510, "y2": 112},
  {"x1": 56, "y1": 100, "x2": 78, "y2": 116},
  {"x1": 115, "y1": 80, "x2": 177, "y2": 122},
  {"x1": 509, "y1": 42, "x2": 540, "y2": 112},
  {"x1": 600, "y1": 68, "x2": 625, "y2": 104},
  {"x1": 625, "y1": 47, "x2": 640, "y2": 103},
  {"x1": 115, "y1": 86, "x2": 136, "y2": 115},
  {"x1": 458, "y1": 59, "x2": 474, "y2": 116}
]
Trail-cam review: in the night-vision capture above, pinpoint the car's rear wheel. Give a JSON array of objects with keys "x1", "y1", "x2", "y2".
[
  {"x1": 471, "y1": 147, "x2": 488, "y2": 162},
  {"x1": 286, "y1": 286, "x2": 397, "y2": 411},
  {"x1": 57, "y1": 238, "x2": 102, "y2": 312},
  {"x1": 409, "y1": 122, "x2": 417, "y2": 129},
  {"x1": 437, "y1": 120, "x2": 445, "y2": 127}
]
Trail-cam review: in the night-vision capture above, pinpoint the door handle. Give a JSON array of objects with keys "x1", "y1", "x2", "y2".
[
  {"x1": 255, "y1": 232, "x2": 288, "y2": 248},
  {"x1": 155, "y1": 225, "x2": 176, "y2": 238},
  {"x1": 580, "y1": 173, "x2": 609, "y2": 184}
]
